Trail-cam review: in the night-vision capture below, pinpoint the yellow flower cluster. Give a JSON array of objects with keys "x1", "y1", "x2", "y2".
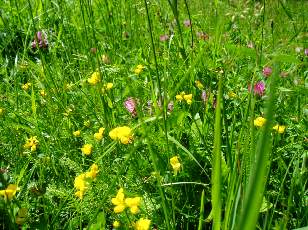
[
  {"x1": 81, "y1": 144, "x2": 93, "y2": 155},
  {"x1": 109, "y1": 126, "x2": 133, "y2": 144},
  {"x1": 0, "y1": 184, "x2": 19, "y2": 201},
  {"x1": 74, "y1": 163, "x2": 99, "y2": 199},
  {"x1": 94, "y1": 127, "x2": 105, "y2": 141},
  {"x1": 23, "y1": 136, "x2": 39, "y2": 152},
  {"x1": 273, "y1": 125, "x2": 286, "y2": 134},
  {"x1": 134, "y1": 64, "x2": 144, "y2": 75},
  {"x1": 88, "y1": 71, "x2": 100, "y2": 85},
  {"x1": 135, "y1": 218, "x2": 151, "y2": 230},
  {"x1": 254, "y1": 117, "x2": 266, "y2": 127},
  {"x1": 170, "y1": 156, "x2": 181, "y2": 175},
  {"x1": 111, "y1": 188, "x2": 142, "y2": 214},
  {"x1": 176, "y1": 92, "x2": 193, "y2": 104},
  {"x1": 22, "y1": 82, "x2": 31, "y2": 91}
]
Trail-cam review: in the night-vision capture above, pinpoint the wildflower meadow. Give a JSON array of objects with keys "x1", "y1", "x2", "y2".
[{"x1": 0, "y1": 0, "x2": 307, "y2": 229}]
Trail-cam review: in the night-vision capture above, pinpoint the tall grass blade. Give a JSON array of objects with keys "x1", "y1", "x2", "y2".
[
  {"x1": 237, "y1": 64, "x2": 279, "y2": 229},
  {"x1": 212, "y1": 75, "x2": 223, "y2": 230}
]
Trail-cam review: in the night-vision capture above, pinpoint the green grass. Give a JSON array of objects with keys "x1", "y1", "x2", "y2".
[{"x1": 0, "y1": 0, "x2": 307, "y2": 229}]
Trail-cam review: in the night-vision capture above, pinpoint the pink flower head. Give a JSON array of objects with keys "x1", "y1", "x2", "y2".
[
  {"x1": 31, "y1": 31, "x2": 48, "y2": 49},
  {"x1": 196, "y1": 32, "x2": 209, "y2": 41},
  {"x1": 168, "y1": 101, "x2": 174, "y2": 112},
  {"x1": 183, "y1": 19, "x2": 191, "y2": 27},
  {"x1": 124, "y1": 97, "x2": 137, "y2": 117},
  {"x1": 253, "y1": 81, "x2": 265, "y2": 96},
  {"x1": 201, "y1": 90, "x2": 207, "y2": 102},
  {"x1": 262, "y1": 66, "x2": 272, "y2": 77},
  {"x1": 305, "y1": 49, "x2": 308, "y2": 56},
  {"x1": 160, "y1": 34, "x2": 169, "y2": 42}
]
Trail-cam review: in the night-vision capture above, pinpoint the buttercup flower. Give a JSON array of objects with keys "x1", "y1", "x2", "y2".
[
  {"x1": 73, "y1": 130, "x2": 81, "y2": 137},
  {"x1": 81, "y1": 144, "x2": 93, "y2": 155},
  {"x1": 195, "y1": 80, "x2": 204, "y2": 89},
  {"x1": 40, "y1": 89, "x2": 47, "y2": 97},
  {"x1": 273, "y1": 125, "x2": 286, "y2": 134},
  {"x1": 111, "y1": 188, "x2": 126, "y2": 213},
  {"x1": 228, "y1": 91, "x2": 237, "y2": 98},
  {"x1": 88, "y1": 71, "x2": 100, "y2": 85},
  {"x1": 134, "y1": 64, "x2": 144, "y2": 75},
  {"x1": 0, "y1": 184, "x2": 20, "y2": 201},
  {"x1": 106, "y1": 83, "x2": 113, "y2": 90},
  {"x1": 22, "y1": 83, "x2": 31, "y2": 91},
  {"x1": 170, "y1": 156, "x2": 181, "y2": 174},
  {"x1": 94, "y1": 128, "x2": 104, "y2": 141},
  {"x1": 24, "y1": 136, "x2": 39, "y2": 152},
  {"x1": 0, "y1": 108, "x2": 4, "y2": 116},
  {"x1": 86, "y1": 163, "x2": 99, "y2": 179},
  {"x1": 254, "y1": 117, "x2": 266, "y2": 127},
  {"x1": 109, "y1": 126, "x2": 133, "y2": 144},
  {"x1": 135, "y1": 218, "x2": 151, "y2": 230},
  {"x1": 125, "y1": 197, "x2": 141, "y2": 214},
  {"x1": 74, "y1": 173, "x2": 88, "y2": 199},
  {"x1": 113, "y1": 221, "x2": 120, "y2": 228},
  {"x1": 262, "y1": 66, "x2": 272, "y2": 77}
]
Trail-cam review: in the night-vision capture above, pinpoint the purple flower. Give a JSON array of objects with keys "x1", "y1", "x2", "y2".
[
  {"x1": 160, "y1": 34, "x2": 169, "y2": 42},
  {"x1": 31, "y1": 31, "x2": 48, "y2": 49},
  {"x1": 124, "y1": 97, "x2": 137, "y2": 117},
  {"x1": 253, "y1": 81, "x2": 265, "y2": 96},
  {"x1": 183, "y1": 19, "x2": 191, "y2": 27},
  {"x1": 201, "y1": 90, "x2": 207, "y2": 102},
  {"x1": 305, "y1": 49, "x2": 308, "y2": 56},
  {"x1": 262, "y1": 66, "x2": 272, "y2": 77}
]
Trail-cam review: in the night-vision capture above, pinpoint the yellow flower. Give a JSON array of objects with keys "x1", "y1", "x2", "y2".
[
  {"x1": 40, "y1": 89, "x2": 47, "y2": 97},
  {"x1": 228, "y1": 91, "x2": 237, "y2": 98},
  {"x1": 113, "y1": 221, "x2": 120, "y2": 228},
  {"x1": 74, "y1": 174, "x2": 88, "y2": 192},
  {"x1": 125, "y1": 197, "x2": 141, "y2": 214},
  {"x1": 84, "y1": 120, "x2": 91, "y2": 127},
  {"x1": 109, "y1": 126, "x2": 133, "y2": 144},
  {"x1": 273, "y1": 125, "x2": 286, "y2": 134},
  {"x1": 106, "y1": 83, "x2": 113, "y2": 90},
  {"x1": 183, "y1": 94, "x2": 192, "y2": 101},
  {"x1": 23, "y1": 136, "x2": 39, "y2": 152},
  {"x1": 0, "y1": 184, "x2": 20, "y2": 200},
  {"x1": 170, "y1": 156, "x2": 181, "y2": 174},
  {"x1": 81, "y1": 144, "x2": 93, "y2": 155},
  {"x1": 254, "y1": 117, "x2": 266, "y2": 127},
  {"x1": 75, "y1": 190, "x2": 85, "y2": 199},
  {"x1": 0, "y1": 108, "x2": 3, "y2": 116},
  {"x1": 94, "y1": 132, "x2": 103, "y2": 141},
  {"x1": 102, "y1": 54, "x2": 111, "y2": 64},
  {"x1": 86, "y1": 164, "x2": 99, "y2": 179},
  {"x1": 186, "y1": 99, "x2": 192, "y2": 105},
  {"x1": 22, "y1": 82, "x2": 31, "y2": 91},
  {"x1": 111, "y1": 188, "x2": 126, "y2": 213},
  {"x1": 87, "y1": 71, "x2": 100, "y2": 85},
  {"x1": 135, "y1": 218, "x2": 151, "y2": 230},
  {"x1": 175, "y1": 94, "x2": 183, "y2": 101},
  {"x1": 73, "y1": 130, "x2": 81, "y2": 137},
  {"x1": 99, "y1": 127, "x2": 105, "y2": 134},
  {"x1": 195, "y1": 80, "x2": 204, "y2": 89},
  {"x1": 134, "y1": 65, "x2": 144, "y2": 74}
]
